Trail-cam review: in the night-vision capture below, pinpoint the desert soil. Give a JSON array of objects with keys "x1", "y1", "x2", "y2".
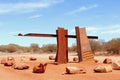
[{"x1": 0, "y1": 53, "x2": 120, "y2": 80}]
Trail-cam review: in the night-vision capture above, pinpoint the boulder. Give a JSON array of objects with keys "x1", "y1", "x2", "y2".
[
  {"x1": 112, "y1": 61, "x2": 120, "y2": 70},
  {"x1": 66, "y1": 66, "x2": 86, "y2": 74},
  {"x1": 1, "y1": 58, "x2": 7, "y2": 64},
  {"x1": 94, "y1": 65, "x2": 112, "y2": 73},
  {"x1": 33, "y1": 62, "x2": 47, "y2": 73},
  {"x1": 30, "y1": 57, "x2": 37, "y2": 61},
  {"x1": 49, "y1": 55, "x2": 55, "y2": 60},
  {"x1": 103, "y1": 58, "x2": 112, "y2": 64},
  {"x1": 4, "y1": 61, "x2": 14, "y2": 66},
  {"x1": 13, "y1": 63, "x2": 29, "y2": 70}
]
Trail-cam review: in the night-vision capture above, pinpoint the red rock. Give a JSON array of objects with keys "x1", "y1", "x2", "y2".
[
  {"x1": 1, "y1": 58, "x2": 7, "y2": 64},
  {"x1": 33, "y1": 62, "x2": 47, "y2": 73},
  {"x1": 29, "y1": 57, "x2": 37, "y2": 61},
  {"x1": 112, "y1": 61, "x2": 120, "y2": 70},
  {"x1": 13, "y1": 63, "x2": 29, "y2": 70},
  {"x1": 7, "y1": 56, "x2": 15, "y2": 61},
  {"x1": 94, "y1": 65, "x2": 112, "y2": 73},
  {"x1": 94, "y1": 59, "x2": 99, "y2": 63},
  {"x1": 4, "y1": 61, "x2": 14, "y2": 66},
  {"x1": 66, "y1": 66, "x2": 86, "y2": 74},
  {"x1": 73, "y1": 57, "x2": 78, "y2": 62},
  {"x1": 49, "y1": 55, "x2": 55, "y2": 60},
  {"x1": 103, "y1": 58, "x2": 112, "y2": 64}
]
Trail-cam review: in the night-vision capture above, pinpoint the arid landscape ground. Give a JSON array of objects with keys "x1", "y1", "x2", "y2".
[{"x1": 0, "y1": 53, "x2": 120, "y2": 80}]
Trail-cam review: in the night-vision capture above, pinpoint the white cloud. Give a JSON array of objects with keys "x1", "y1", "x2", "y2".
[
  {"x1": 69, "y1": 26, "x2": 99, "y2": 35},
  {"x1": 86, "y1": 24, "x2": 120, "y2": 35},
  {"x1": 0, "y1": 3, "x2": 48, "y2": 13},
  {"x1": 69, "y1": 24, "x2": 120, "y2": 40},
  {"x1": 0, "y1": 0, "x2": 64, "y2": 14},
  {"x1": 86, "y1": 27, "x2": 98, "y2": 32},
  {"x1": 100, "y1": 24, "x2": 120, "y2": 34},
  {"x1": 69, "y1": 25, "x2": 118, "y2": 35},
  {"x1": 65, "y1": 4, "x2": 98, "y2": 15},
  {"x1": 86, "y1": 27, "x2": 99, "y2": 35},
  {"x1": 29, "y1": 14, "x2": 43, "y2": 19}
]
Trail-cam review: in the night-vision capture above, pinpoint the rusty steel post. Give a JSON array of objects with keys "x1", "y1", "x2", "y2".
[
  {"x1": 75, "y1": 27, "x2": 94, "y2": 62},
  {"x1": 55, "y1": 27, "x2": 68, "y2": 63},
  {"x1": 18, "y1": 27, "x2": 98, "y2": 64}
]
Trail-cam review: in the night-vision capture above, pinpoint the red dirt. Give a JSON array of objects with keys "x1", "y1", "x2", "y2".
[{"x1": 0, "y1": 54, "x2": 120, "y2": 80}]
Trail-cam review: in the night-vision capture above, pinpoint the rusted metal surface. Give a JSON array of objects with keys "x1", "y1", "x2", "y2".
[
  {"x1": 18, "y1": 27, "x2": 97, "y2": 63},
  {"x1": 75, "y1": 27, "x2": 94, "y2": 62},
  {"x1": 18, "y1": 33, "x2": 98, "y2": 39},
  {"x1": 75, "y1": 27, "x2": 83, "y2": 62},
  {"x1": 23, "y1": 33, "x2": 57, "y2": 37},
  {"x1": 55, "y1": 28, "x2": 68, "y2": 63}
]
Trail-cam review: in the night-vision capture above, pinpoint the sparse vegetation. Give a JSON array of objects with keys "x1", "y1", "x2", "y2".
[
  {"x1": 41, "y1": 44, "x2": 57, "y2": 53},
  {"x1": 68, "y1": 43, "x2": 77, "y2": 52},
  {"x1": 0, "y1": 38, "x2": 120, "y2": 55},
  {"x1": 89, "y1": 39, "x2": 101, "y2": 52},
  {"x1": 29, "y1": 43, "x2": 40, "y2": 53},
  {"x1": 89, "y1": 38, "x2": 120, "y2": 55},
  {"x1": 106, "y1": 38, "x2": 120, "y2": 54}
]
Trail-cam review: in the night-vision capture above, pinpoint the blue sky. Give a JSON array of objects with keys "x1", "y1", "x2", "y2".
[{"x1": 0, "y1": 0, "x2": 120, "y2": 47}]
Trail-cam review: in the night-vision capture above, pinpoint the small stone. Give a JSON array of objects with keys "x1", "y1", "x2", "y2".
[
  {"x1": 1, "y1": 58, "x2": 7, "y2": 64},
  {"x1": 103, "y1": 58, "x2": 112, "y2": 64},
  {"x1": 7, "y1": 56, "x2": 15, "y2": 61},
  {"x1": 73, "y1": 57, "x2": 78, "y2": 62},
  {"x1": 4, "y1": 61, "x2": 14, "y2": 66},
  {"x1": 33, "y1": 62, "x2": 47, "y2": 73},
  {"x1": 94, "y1": 59, "x2": 99, "y2": 63},
  {"x1": 66, "y1": 66, "x2": 86, "y2": 74},
  {"x1": 112, "y1": 61, "x2": 120, "y2": 70},
  {"x1": 13, "y1": 63, "x2": 29, "y2": 70},
  {"x1": 49, "y1": 55, "x2": 55, "y2": 60},
  {"x1": 94, "y1": 65, "x2": 112, "y2": 73},
  {"x1": 29, "y1": 57, "x2": 37, "y2": 61}
]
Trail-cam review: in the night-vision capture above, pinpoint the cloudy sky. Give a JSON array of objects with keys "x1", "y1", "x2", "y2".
[{"x1": 0, "y1": 0, "x2": 120, "y2": 47}]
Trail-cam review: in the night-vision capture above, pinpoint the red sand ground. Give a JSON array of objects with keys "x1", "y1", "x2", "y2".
[{"x1": 0, "y1": 53, "x2": 120, "y2": 80}]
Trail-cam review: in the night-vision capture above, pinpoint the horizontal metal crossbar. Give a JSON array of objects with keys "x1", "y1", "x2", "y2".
[{"x1": 18, "y1": 33, "x2": 98, "y2": 39}]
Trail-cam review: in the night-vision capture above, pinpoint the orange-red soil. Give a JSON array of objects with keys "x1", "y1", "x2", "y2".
[{"x1": 0, "y1": 53, "x2": 120, "y2": 80}]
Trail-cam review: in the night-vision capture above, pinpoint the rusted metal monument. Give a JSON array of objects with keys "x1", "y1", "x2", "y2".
[{"x1": 18, "y1": 26, "x2": 98, "y2": 64}]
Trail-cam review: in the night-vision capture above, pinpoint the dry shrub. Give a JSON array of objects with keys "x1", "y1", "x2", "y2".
[{"x1": 41, "y1": 44, "x2": 57, "y2": 53}]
